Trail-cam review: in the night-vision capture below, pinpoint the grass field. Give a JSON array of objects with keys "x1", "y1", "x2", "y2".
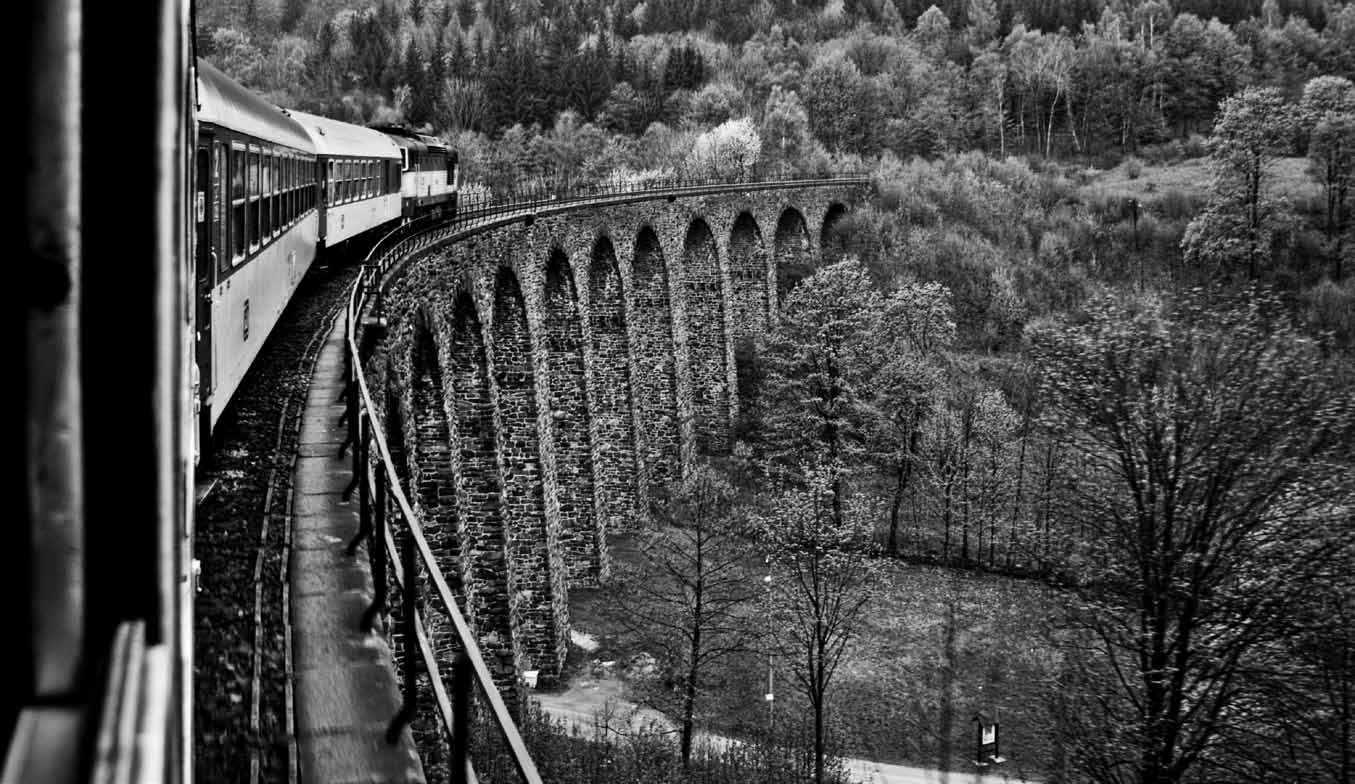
[
  {"x1": 554, "y1": 533, "x2": 1062, "y2": 781},
  {"x1": 1082, "y1": 155, "x2": 1323, "y2": 217}
]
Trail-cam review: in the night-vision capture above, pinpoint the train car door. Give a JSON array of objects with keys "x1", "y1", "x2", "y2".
[
  {"x1": 194, "y1": 138, "x2": 220, "y2": 452},
  {"x1": 316, "y1": 156, "x2": 328, "y2": 249}
]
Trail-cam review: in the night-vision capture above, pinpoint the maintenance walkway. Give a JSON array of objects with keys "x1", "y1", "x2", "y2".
[{"x1": 289, "y1": 314, "x2": 425, "y2": 783}]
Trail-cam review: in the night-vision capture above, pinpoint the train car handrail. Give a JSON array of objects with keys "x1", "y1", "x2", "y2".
[{"x1": 341, "y1": 173, "x2": 871, "y2": 781}]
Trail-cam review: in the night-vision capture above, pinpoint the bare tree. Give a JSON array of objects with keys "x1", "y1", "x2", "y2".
[
  {"x1": 1031, "y1": 290, "x2": 1355, "y2": 784},
  {"x1": 758, "y1": 462, "x2": 881, "y2": 784},
  {"x1": 610, "y1": 461, "x2": 760, "y2": 767}
]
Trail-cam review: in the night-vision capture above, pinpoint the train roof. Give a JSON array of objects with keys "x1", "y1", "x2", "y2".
[
  {"x1": 195, "y1": 58, "x2": 313, "y2": 152},
  {"x1": 285, "y1": 109, "x2": 402, "y2": 160},
  {"x1": 369, "y1": 125, "x2": 450, "y2": 155}
]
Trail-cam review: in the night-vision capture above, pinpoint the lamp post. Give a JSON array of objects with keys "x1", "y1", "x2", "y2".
[
  {"x1": 763, "y1": 565, "x2": 775, "y2": 784},
  {"x1": 764, "y1": 570, "x2": 774, "y2": 730}
]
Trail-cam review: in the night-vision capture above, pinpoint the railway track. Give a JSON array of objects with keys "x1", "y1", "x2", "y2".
[{"x1": 192, "y1": 262, "x2": 357, "y2": 784}]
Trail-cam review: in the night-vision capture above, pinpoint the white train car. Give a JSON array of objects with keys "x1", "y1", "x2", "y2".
[
  {"x1": 194, "y1": 59, "x2": 320, "y2": 442},
  {"x1": 288, "y1": 110, "x2": 403, "y2": 250}
]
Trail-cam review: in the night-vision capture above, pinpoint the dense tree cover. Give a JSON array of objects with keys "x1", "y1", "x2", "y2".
[
  {"x1": 199, "y1": 0, "x2": 1355, "y2": 179},
  {"x1": 1032, "y1": 291, "x2": 1355, "y2": 784}
]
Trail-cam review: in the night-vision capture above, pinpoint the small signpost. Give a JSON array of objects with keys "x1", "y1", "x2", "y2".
[{"x1": 972, "y1": 710, "x2": 1005, "y2": 768}]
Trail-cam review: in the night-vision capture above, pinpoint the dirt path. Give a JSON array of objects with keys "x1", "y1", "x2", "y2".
[{"x1": 530, "y1": 675, "x2": 1039, "y2": 784}]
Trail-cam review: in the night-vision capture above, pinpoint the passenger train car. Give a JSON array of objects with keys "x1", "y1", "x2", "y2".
[
  {"x1": 192, "y1": 61, "x2": 458, "y2": 452},
  {"x1": 194, "y1": 59, "x2": 320, "y2": 444},
  {"x1": 11, "y1": 7, "x2": 460, "y2": 782}
]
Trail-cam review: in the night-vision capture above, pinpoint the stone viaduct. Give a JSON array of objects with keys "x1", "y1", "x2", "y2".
[{"x1": 363, "y1": 182, "x2": 867, "y2": 691}]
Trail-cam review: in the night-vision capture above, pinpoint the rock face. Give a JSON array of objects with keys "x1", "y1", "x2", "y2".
[{"x1": 366, "y1": 184, "x2": 864, "y2": 691}]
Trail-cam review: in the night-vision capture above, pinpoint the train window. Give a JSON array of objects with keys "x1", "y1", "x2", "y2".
[
  {"x1": 286, "y1": 155, "x2": 293, "y2": 225},
  {"x1": 285, "y1": 155, "x2": 293, "y2": 225},
  {"x1": 365, "y1": 161, "x2": 373, "y2": 198},
  {"x1": 230, "y1": 144, "x2": 246, "y2": 262},
  {"x1": 261, "y1": 153, "x2": 272, "y2": 239},
  {"x1": 269, "y1": 153, "x2": 279, "y2": 238},
  {"x1": 248, "y1": 146, "x2": 261, "y2": 253},
  {"x1": 283, "y1": 156, "x2": 291, "y2": 225},
  {"x1": 216, "y1": 144, "x2": 228, "y2": 273},
  {"x1": 326, "y1": 161, "x2": 335, "y2": 206}
]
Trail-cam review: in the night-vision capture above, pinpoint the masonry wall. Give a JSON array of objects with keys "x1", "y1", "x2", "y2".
[{"x1": 366, "y1": 184, "x2": 864, "y2": 686}]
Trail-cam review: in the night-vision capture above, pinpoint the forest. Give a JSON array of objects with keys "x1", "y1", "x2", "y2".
[{"x1": 197, "y1": 1, "x2": 1355, "y2": 782}]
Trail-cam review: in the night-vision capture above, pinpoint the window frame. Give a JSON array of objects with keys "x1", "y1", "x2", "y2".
[{"x1": 249, "y1": 144, "x2": 263, "y2": 252}]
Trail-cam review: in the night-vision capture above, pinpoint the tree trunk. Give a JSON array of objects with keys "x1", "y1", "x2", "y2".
[
  {"x1": 997, "y1": 81, "x2": 1006, "y2": 157},
  {"x1": 814, "y1": 694, "x2": 826, "y2": 784},
  {"x1": 1046, "y1": 87, "x2": 1059, "y2": 158},
  {"x1": 888, "y1": 462, "x2": 907, "y2": 555},
  {"x1": 1006, "y1": 412, "x2": 1030, "y2": 570},
  {"x1": 1065, "y1": 85, "x2": 1081, "y2": 153},
  {"x1": 942, "y1": 472, "x2": 954, "y2": 562}
]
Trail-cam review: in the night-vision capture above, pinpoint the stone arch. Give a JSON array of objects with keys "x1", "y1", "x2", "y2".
[
  {"x1": 630, "y1": 225, "x2": 681, "y2": 497},
  {"x1": 728, "y1": 211, "x2": 770, "y2": 336},
  {"x1": 728, "y1": 212, "x2": 770, "y2": 442},
  {"x1": 448, "y1": 291, "x2": 515, "y2": 690},
  {"x1": 681, "y1": 218, "x2": 730, "y2": 454},
  {"x1": 490, "y1": 265, "x2": 566, "y2": 675},
  {"x1": 587, "y1": 235, "x2": 641, "y2": 543},
  {"x1": 774, "y1": 206, "x2": 814, "y2": 302},
  {"x1": 408, "y1": 308, "x2": 463, "y2": 605},
  {"x1": 820, "y1": 202, "x2": 850, "y2": 264},
  {"x1": 542, "y1": 249, "x2": 600, "y2": 587}
]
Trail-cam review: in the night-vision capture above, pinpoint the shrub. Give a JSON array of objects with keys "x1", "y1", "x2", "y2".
[
  {"x1": 1150, "y1": 188, "x2": 1199, "y2": 221},
  {"x1": 1182, "y1": 133, "x2": 1209, "y2": 159},
  {"x1": 1124, "y1": 156, "x2": 1143, "y2": 180},
  {"x1": 1303, "y1": 276, "x2": 1355, "y2": 349}
]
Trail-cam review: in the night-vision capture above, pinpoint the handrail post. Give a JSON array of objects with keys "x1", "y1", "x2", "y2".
[
  {"x1": 343, "y1": 404, "x2": 364, "y2": 501},
  {"x1": 338, "y1": 359, "x2": 358, "y2": 458},
  {"x1": 451, "y1": 651, "x2": 470, "y2": 784},
  {"x1": 387, "y1": 530, "x2": 419, "y2": 744},
  {"x1": 347, "y1": 411, "x2": 372, "y2": 550},
  {"x1": 362, "y1": 466, "x2": 388, "y2": 632}
]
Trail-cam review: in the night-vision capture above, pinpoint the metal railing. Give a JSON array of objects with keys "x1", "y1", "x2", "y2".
[{"x1": 337, "y1": 173, "x2": 870, "y2": 781}]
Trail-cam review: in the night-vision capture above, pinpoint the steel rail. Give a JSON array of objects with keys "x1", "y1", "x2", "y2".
[{"x1": 341, "y1": 173, "x2": 871, "y2": 781}]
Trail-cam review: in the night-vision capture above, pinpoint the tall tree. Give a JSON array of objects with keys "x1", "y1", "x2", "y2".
[
  {"x1": 1031, "y1": 290, "x2": 1355, "y2": 784},
  {"x1": 609, "y1": 463, "x2": 759, "y2": 768},
  {"x1": 1301, "y1": 75, "x2": 1355, "y2": 279},
  {"x1": 870, "y1": 281, "x2": 954, "y2": 556},
  {"x1": 758, "y1": 461, "x2": 881, "y2": 784},
  {"x1": 1183, "y1": 86, "x2": 1297, "y2": 279},
  {"x1": 761, "y1": 257, "x2": 883, "y2": 527}
]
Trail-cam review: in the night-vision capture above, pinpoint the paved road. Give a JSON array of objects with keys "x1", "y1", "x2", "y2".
[{"x1": 531, "y1": 680, "x2": 1039, "y2": 784}]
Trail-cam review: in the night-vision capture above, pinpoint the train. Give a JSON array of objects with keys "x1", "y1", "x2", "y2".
[
  {"x1": 9, "y1": 7, "x2": 461, "y2": 778},
  {"x1": 193, "y1": 58, "x2": 459, "y2": 456}
]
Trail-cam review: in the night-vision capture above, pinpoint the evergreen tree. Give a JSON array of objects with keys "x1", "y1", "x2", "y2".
[
  {"x1": 966, "y1": 0, "x2": 998, "y2": 44},
  {"x1": 279, "y1": 0, "x2": 307, "y2": 33}
]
